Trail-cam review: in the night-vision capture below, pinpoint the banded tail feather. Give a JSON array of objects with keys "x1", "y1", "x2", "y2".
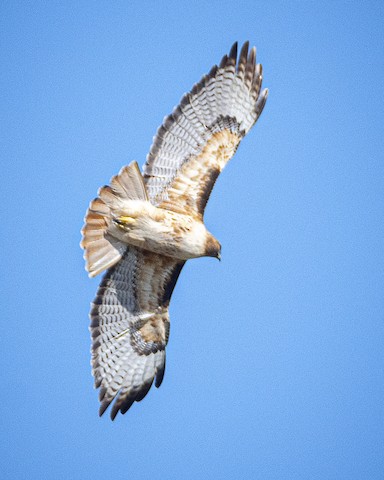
[{"x1": 81, "y1": 161, "x2": 148, "y2": 277}]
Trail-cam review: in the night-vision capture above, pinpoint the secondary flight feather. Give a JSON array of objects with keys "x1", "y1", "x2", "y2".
[{"x1": 81, "y1": 41, "x2": 268, "y2": 419}]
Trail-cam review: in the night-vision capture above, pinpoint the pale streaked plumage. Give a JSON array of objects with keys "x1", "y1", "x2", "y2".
[{"x1": 81, "y1": 41, "x2": 268, "y2": 419}]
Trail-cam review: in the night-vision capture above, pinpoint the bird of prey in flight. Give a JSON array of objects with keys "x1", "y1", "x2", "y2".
[{"x1": 81, "y1": 41, "x2": 268, "y2": 419}]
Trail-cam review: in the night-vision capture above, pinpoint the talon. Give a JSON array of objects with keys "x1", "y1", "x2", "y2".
[
  {"x1": 113, "y1": 216, "x2": 136, "y2": 230},
  {"x1": 120, "y1": 216, "x2": 135, "y2": 224},
  {"x1": 115, "y1": 216, "x2": 135, "y2": 224}
]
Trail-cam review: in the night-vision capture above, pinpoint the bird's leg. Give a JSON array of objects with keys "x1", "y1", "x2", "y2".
[{"x1": 113, "y1": 216, "x2": 136, "y2": 231}]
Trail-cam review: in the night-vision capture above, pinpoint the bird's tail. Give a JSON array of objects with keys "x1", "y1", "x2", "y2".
[{"x1": 81, "y1": 161, "x2": 148, "y2": 277}]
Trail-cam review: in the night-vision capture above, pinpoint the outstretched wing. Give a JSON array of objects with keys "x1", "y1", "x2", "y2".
[
  {"x1": 90, "y1": 246, "x2": 183, "y2": 419},
  {"x1": 143, "y1": 41, "x2": 268, "y2": 218}
]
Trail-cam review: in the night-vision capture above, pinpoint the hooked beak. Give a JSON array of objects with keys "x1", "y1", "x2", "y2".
[{"x1": 217, "y1": 252, "x2": 221, "y2": 262}]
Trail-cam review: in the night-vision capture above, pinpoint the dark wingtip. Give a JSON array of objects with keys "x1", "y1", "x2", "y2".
[
  {"x1": 110, "y1": 405, "x2": 120, "y2": 421},
  {"x1": 99, "y1": 400, "x2": 110, "y2": 418},
  {"x1": 155, "y1": 358, "x2": 166, "y2": 388},
  {"x1": 249, "y1": 46, "x2": 256, "y2": 66},
  {"x1": 229, "y1": 41, "x2": 238, "y2": 61},
  {"x1": 219, "y1": 54, "x2": 228, "y2": 68},
  {"x1": 240, "y1": 41, "x2": 249, "y2": 60},
  {"x1": 109, "y1": 395, "x2": 135, "y2": 420},
  {"x1": 135, "y1": 380, "x2": 154, "y2": 402},
  {"x1": 238, "y1": 41, "x2": 250, "y2": 75}
]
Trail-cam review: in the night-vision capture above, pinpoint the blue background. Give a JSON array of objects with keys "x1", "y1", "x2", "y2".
[{"x1": 1, "y1": 1, "x2": 383, "y2": 478}]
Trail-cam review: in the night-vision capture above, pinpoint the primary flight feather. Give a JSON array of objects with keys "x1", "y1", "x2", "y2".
[{"x1": 81, "y1": 41, "x2": 268, "y2": 419}]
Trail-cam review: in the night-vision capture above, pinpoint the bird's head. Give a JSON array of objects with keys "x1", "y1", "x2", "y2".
[{"x1": 205, "y1": 233, "x2": 221, "y2": 261}]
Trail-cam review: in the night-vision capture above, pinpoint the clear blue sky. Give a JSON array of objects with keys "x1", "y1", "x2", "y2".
[{"x1": 1, "y1": 1, "x2": 383, "y2": 478}]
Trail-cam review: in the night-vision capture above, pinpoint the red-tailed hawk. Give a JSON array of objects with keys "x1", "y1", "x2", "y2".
[{"x1": 81, "y1": 42, "x2": 268, "y2": 419}]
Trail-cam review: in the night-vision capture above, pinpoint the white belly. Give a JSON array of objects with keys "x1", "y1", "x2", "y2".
[{"x1": 109, "y1": 203, "x2": 208, "y2": 260}]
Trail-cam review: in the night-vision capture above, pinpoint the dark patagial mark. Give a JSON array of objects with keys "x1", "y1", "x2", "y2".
[
  {"x1": 196, "y1": 166, "x2": 221, "y2": 215},
  {"x1": 162, "y1": 261, "x2": 185, "y2": 306}
]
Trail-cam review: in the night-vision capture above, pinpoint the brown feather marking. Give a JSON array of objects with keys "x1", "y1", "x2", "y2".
[
  {"x1": 160, "y1": 129, "x2": 241, "y2": 218},
  {"x1": 127, "y1": 252, "x2": 183, "y2": 352},
  {"x1": 138, "y1": 310, "x2": 169, "y2": 344},
  {"x1": 136, "y1": 251, "x2": 171, "y2": 311}
]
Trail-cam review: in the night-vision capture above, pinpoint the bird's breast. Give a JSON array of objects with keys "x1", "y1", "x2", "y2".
[{"x1": 110, "y1": 203, "x2": 208, "y2": 260}]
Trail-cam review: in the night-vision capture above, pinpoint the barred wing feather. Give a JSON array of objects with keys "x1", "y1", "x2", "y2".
[
  {"x1": 143, "y1": 41, "x2": 268, "y2": 218},
  {"x1": 90, "y1": 246, "x2": 183, "y2": 419}
]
